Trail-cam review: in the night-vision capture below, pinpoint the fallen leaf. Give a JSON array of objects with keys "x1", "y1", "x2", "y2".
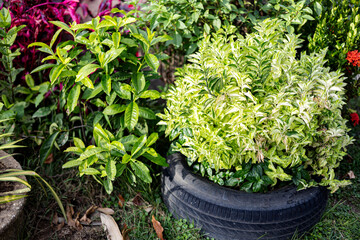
[
  {"x1": 44, "y1": 153, "x2": 54, "y2": 164},
  {"x1": 132, "y1": 193, "x2": 144, "y2": 206},
  {"x1": 57, "y1": 221, "x2": 65, "y2": 231},
  {"x1": 52, "y1": 212, "x2": 59, "y2": 225},
  {"x1": 144, "y1": 206, "x2": 153, "y2": 214},
  {"x1": 100, "y1": 212, "x2": 123, "y2": 240},
  {"x1": 152, "y1": 215, "x2": 164, "y2": 240},
  {"x1": 80, "y1": 205, "x2": 98, "y2": 224},
  {"x1": 348, "y1": 170, "x2": 356, "y2": 179},
  {"x1": 118, "y1": 193, "x2": 125, "y2": 208},
  {"x1": 121, "y1": 223, "x2": 131, "y2": 240},
  {"x1": 74, "y1": 212, "x2": 83, "y2": 231},
  {"x1": 66, "y1": 205, "x2": 76, "y2": 228},
  {"x1": 98, "y1": 207, "x2": 115, "y2": 215}
]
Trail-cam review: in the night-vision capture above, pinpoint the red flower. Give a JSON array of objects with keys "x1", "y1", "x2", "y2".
[
  {"x1": 346, "y1": 50, "x2": 360, "y2": 67},
  {"x1": 350, "y1": 113, "x2": 360, "y2": 126}
]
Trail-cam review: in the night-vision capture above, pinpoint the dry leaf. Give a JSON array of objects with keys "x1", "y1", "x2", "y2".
[
  {"x1": 144, "y1": 206, "x2": 153, "y2": 214},
  {"x1": 74, "y1": 212, "x2": 83, "y2": 231},
  {"x1": 100, "y1": 213, "x2": 123, "y2": 240},
  {"x1": 121, "y1": 223, "x2": 131, "y2": 240},
  {"x1": 98, "y1": 207, "x2": 115, "y2": 215},
  {"x1": 52, "y1": 212, "x2": 59, "y2": 226},
  {"x1": 348, "y1": 170, "x2": 356, "y2": 179},
  {"x1": 118, "y1": 194, "x2": 125, "y2": 208},
  {"x1": 57, "y1": 221, "x2": 65, "y2": 231},
  {"x1": 132, "y1": 193, "x2": 144, "y2": 206},
  {"x1": 80, "y1": 205, "x2": 98, "y2": 224},
  {"x1": 44, "y1": 153, "x2": 54, "y2": 164},
  {"x1": 66, "y1": 205, "x2": 76, "y2": 228},
  {"x1": 151, "y1": 215, "x2": 164, "y2": 240}
]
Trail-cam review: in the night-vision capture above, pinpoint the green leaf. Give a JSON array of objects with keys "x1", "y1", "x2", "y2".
[
  {"x1": 94, "y1": 123, "x2": 110, "y2": 143},
  {"x1": 125, "y1": 101, "x2": 139, "y2": 131},
  {"x1": 40, "y1": 132, "x2": 60, "y2": 165},
  {"x1": 173, "y1": 32, "x2": 182, "y2": 47},
  {"x1": 139, "y1": 107, "x2": 156, "y2": 120},
  {"x1": 32, "y1": 107, "x2": 51, "y2": 118},
  {"x1": 122, "y1": 154, "x2": 131, "y2": 164},
  {"x1": 111, "y1": 141, "x2": 126, "y2": 153},
  {"x1": 144, "y1": 53, "x2": 159, "y2": 71},
  {"x1": 143, "y1": 148, "x2": 168, "y2": 166},
  {"x1": 103, "y1": 104, "x2": 127, "y2": 115},
  {"x1": 132, "y1": 33, "x2": 149, "y2": 50},
  {"x1": 25, "y1": 74, "x2": 35, "y2": 88},
  {"x1": 112, "y1": 32, "x2": 121, "y2": 48},
  {"x1": 139, "y1": 90, "x2": 161, "y2": 100},
  {"x1": 130, "y1": 160, "x2": 152, "y2": 183},
  {"x1": 104, "y1": 177, "x2": 113, "y2": 194},
  {"x1": 83, "y1": 168, "x2": 101, "y2": 175},
  {"x1": 50, "y1": 64, "x2": 66, "y2": 84},
  {"x1": 78, "y1": 147, "x2": 105, "y2": 161},
  {"x1": 62, "y1": 159, "x2": 83, "y2": 168},
  {"x1": 81, "y1": 77, "x2": 94, "y2": 89},
  {"x1": 30, "y1": 64, "x2": 56, "y2": 74},
  {"x1": 204, "y1": 23, "x2": 210, "y2": 34},
  {"x1": 314, "y1": 2, "x2": 322, "y2": 16},
  {"x1": 50, "y1": 28, "x2": 63, "y2": 48},
  {"x1": 76, "y1": 64, "x2": 100, "y2": 82},
  {"x1": 66, "y1": 84, "x2": 81, "y2": 114},
  {"x1": 146, "y1": 133, "x2": 158, "y2": 147},
  {"x1": 101, "y1": 74, "x2": 111, "y2": 96},
  {"x1": 50, "y1": 21, "x2": 74, "y2": 36},
  {"x1": 106, "y1": 159, "x2": 116, "y2": 181},
  {"x1": 74, "y1": 137, "x2": 85, "y2": 149},
  {"x1": 131, "y1": 135, "x2": 147, "y2": 157},
  {"x1": 103, "y1": 47, "x2": 125, "y2": 66},
  {"x1": 132, "y1": 72, "x2": 145, "y2": 94}
]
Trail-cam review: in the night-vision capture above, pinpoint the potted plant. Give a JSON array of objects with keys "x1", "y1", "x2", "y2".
[{"x1": 158, "y1": 19, "x2": 352, "y2": 240}]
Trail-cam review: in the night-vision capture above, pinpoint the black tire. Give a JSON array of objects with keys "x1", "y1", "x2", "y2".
[{"x1": 161, "y1": 153, "x2": 328, "y2": 240}]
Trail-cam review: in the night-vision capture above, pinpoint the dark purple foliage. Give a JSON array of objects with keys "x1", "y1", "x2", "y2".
[{"x1": 2, "y1": 0, "x2": 133, "y2": 83}]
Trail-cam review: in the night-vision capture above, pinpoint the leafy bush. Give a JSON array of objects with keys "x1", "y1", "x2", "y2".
[
  {"x1": 159, "y1": 19, "x2": 352, "y2": 193},
  {"x1": 142, "y1": 0, "x2": 315, "y2": 56},
  {"x1": 308, "y1": 0, "x2": 360, "y2": 99},
  {"x1": 31, "y1": 9, "x2": 168, "y2": 193}
]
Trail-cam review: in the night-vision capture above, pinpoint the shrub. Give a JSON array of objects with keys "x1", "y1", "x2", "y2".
[
  {"x1": 159, "y1": 19, "x2": 352, "y2": 193},
  {"x1": 308, "y1": 0, "x2": 360, "y2": 100},
  {"x1": 31, "y1": 9, "x2": 169, "y2": 193}
]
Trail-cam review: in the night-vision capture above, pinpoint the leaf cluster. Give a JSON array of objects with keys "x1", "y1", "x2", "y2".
[{"x1": 160, "y1": 19, "x2": 352, "y2": 193}]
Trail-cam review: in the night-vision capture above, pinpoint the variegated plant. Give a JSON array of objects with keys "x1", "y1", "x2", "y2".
[{"x1": 159, "y1": 19, "x2": 352, "y2": 193}]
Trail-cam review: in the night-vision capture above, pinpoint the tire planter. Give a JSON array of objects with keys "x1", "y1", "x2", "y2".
[
  {"x1": 0, "y1": 150, "x2": 27, "y2": 240},
  {"x1": 161, "y1": 153, "x2": 328, "y2": 240}
]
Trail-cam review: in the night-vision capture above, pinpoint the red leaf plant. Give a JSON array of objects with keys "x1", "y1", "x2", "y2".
[
  {"x1": 1, "y1": 0, "x2": 133, "y2": 83},
  {"x1": 350, "y1": 112, "x2": 360, "y2": 127}
]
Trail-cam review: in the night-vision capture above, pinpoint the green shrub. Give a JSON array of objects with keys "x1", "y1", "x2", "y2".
[
  {"x1": 308, "y1": 0, "x2": 360, "y2": 99},
  {"x1": 142, "y1": 0, "x2": 315, "y2": 56},
  {"x1": 159, "y1": 19, "x2": 352, "y2": 193},
  {"x1": 30, "y1": 9, "x2": 168, "y2": 193}
]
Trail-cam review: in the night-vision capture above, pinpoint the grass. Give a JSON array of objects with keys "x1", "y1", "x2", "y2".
[{"x1": 12, "y1": 127, "x2": 360, "y2": 240}]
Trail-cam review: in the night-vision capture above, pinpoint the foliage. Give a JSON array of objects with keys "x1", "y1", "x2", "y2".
[
  {"x1": 31, "y1": 9, "x2": 168, "y2": 193},
  {"x1": 307, "y1": 0, "x2": 360, "y2": 100},
  {"x1": 0, "y1": 118, "x2": 66, "y2": 222},
  {"x1": 159, "y1": 19, "x2": 352, "y2": 193},
  {"x1": 2, "y1": 0, "x2": 81, "y2": 79},
  {"x1": 141, "y1": 0, "x2": 315, "y2": 57}
]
